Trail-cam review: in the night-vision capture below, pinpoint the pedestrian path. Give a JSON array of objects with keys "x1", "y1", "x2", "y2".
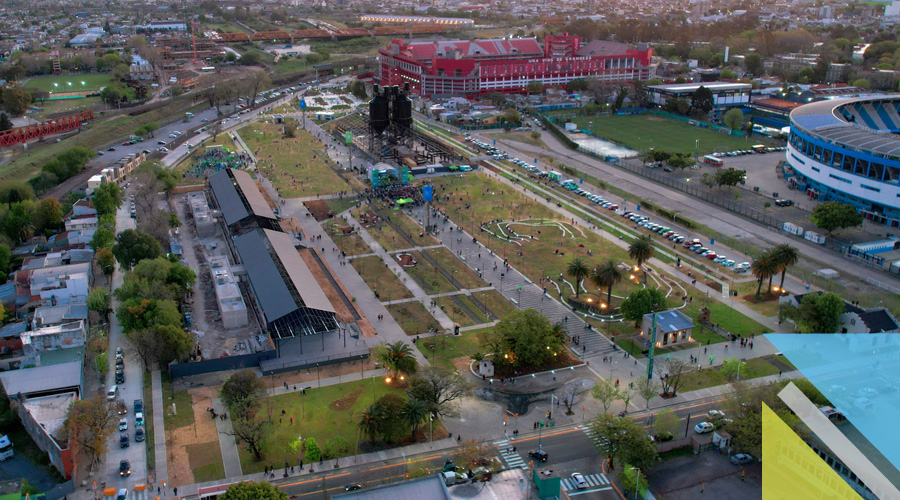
[
  {"x1": 579, "y1": 424, "x2": 608, "y2": 448},
  {"x1": 150, "y1": 370, "x2": 167, "y2": 486},
  {"x1": 561, "y1": 473, "x2": 612, "y2": 493},
  {"x1": 211, "y1": 398, "x2": 242, "y2": 479},
  {"x1": 493, "y1": 438, "x2": 526, "y2": 469}
]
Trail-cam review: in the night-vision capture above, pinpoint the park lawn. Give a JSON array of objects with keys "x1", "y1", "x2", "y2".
[
  {"x1": 472, "y1": 289, "x2": 517, "y2": 320},
  {"x1": 434, "y1": 295, "x2": 478, "y2": 327},
  {"x1": 333, "y1": 232, "x2": 373, "y2": 257},
  {"x1": 614, "y1": 337, "x2": 646, "y2": 358},
  {"x1": 680, "y1": 295, "x2": 772, "y2": 336},
  {"x1": 425, "y1": 247, "x2": 488, "y2": 290},
  {"x1": 405, "y1": 251, "x2": 458, "y2": 295},
  {"x1": 393, "y1": 211, "x2": 440, "y2": 246},
  {"x1": 143, "y1": 373, "x2": 155, "y2": 470},
  {"x1": 456, "y1": 293, "x2": 491, "y2": 324},
  {"x1": 239, "y1": 122, "x2": 348, "y2": 197},
  {"x1": 186, "y1": 442, "x2": 226, "y2": 483},
  {"x1": 562, "y1": 113, "x2": 757, "y2": 156},
  {"x1": 501, "y1": 131, "x2": 548, "y2": 149},
  {"x1": 349, "y1": 256, "x2": 412, "y2": 300},
  {"x1": 353, "y1": 206, "x2": 410, "y2": 252},
  {"x1": 236, "y1": 378, "x2": 406, "y2": 473},
  {"x1": 162, "y1": 371, "x2": 194, "y2": 430},
  {"x1": 23, "y1": 73, "x2": 113, "y2": 93},
  {"x1": 732, "y1": 281, "x2": 784, "y2": 317},
  {"x1": 325, "y1": 198, "x2": 358, "y2": 216},
  {"x1": 33, "y1": 96, "x2": 100, "y2": 119},
  {"x1": 387, "y1": 301, "x2": 440, "y2": 336},
  {"x1": 678, "y1": 357, "x2": 781, "y2": 393},
  {"x1": 417, "y1": 329, "x2": 485, "y2": 371},
  {"x1": 433, "y1": 173, "x2": 642, "y2": 304}
]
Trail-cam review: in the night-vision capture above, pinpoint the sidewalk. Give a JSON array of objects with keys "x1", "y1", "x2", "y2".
[
  {"x1": 151, "y1": 370, "x2": 168, "y2": 487},
  {"x1": 211, "y1": 398, "x2": 242, "y2": 478}
]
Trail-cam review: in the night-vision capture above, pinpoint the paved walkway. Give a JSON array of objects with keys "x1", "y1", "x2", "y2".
[
  {"x1": 211, "y1": 398, "x2": 243, "y2": 479},
  {"x1": 150, "y1": 370, "x2": 167, "y2": 486}
]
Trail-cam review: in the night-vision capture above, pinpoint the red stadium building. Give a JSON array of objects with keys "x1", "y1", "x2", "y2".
[{"x1": 378, "y1": 34, "x2": 653, "y2": 98}]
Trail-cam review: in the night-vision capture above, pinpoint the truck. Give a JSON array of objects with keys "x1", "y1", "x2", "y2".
[{"x1": 0, "y1": 434, "x2": 13, "y2": 461}]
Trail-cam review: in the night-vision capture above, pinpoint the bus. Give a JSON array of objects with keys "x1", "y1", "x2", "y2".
[
  {"x1": 703, "y1": 155, "x2": 724, "y2": 167},
  {"x1": 752, "y1": 144, "x2": 766, "y2": 153},
  {"x1": 201, "y1": 66, "x2": 216, "y2": 72}
]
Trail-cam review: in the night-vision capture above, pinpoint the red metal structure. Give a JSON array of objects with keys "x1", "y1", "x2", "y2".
[
  {"x1": 251, "y1": 31, "x2": 292, "y2": 42},
  {"x1": 0, "y1": 110, "x2": 93, "y2": 148}
]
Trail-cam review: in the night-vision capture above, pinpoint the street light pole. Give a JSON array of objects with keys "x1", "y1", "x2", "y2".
[{"x1": 630, "y1": 467, "x2": 641, "y2": 500}]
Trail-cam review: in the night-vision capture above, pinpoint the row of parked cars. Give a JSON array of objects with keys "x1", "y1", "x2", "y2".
[
  {"x1": 621, "y1": 211, "x2": 752, "y2": 272},
  {"x1": 711, "y1": 146, "x2": 786, "y2": 158},
  {"x1": 464, "y1": 135, "x2": 509, "y2": 160},
  {"x1": 562, "y1": 182, "x2": 619, "y2": 210}
]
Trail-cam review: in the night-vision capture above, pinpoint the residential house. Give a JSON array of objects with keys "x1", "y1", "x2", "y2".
[{"x1": 17, "y1": 392, "x2": 76, "y2": 479}]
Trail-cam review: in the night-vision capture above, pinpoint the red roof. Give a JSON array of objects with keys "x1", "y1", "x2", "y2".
[{"x1": 404, "y1": 38, "x2": 543, "y2": 61}]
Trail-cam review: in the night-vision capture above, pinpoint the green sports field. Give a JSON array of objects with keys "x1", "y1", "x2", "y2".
[
  {"x1": 22, "y1": 73, "x2": 111, "y2": 93},
  {"x1": 565, "y1": 113, "x2": 758, "y2": 156}
]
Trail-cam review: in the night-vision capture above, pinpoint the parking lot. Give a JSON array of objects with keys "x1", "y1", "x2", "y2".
[{"x1": 647, "y1": 451, "x2": 761, "y2": 500}]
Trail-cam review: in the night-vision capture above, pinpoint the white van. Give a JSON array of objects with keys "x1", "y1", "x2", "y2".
[{"x1": 107, "y1": 385, "x2": 118, "y2": 400}]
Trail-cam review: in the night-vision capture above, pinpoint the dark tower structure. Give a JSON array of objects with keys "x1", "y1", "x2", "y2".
[
  {"x1": 393, "y1": 83, "x2": 413, "y2": 130},
  {"x1": 368, "y1": 84, "x2": 390, "y2": 133}
]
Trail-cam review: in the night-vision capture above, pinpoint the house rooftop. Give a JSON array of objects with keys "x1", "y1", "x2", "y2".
[{"x1": 644, "y1": 309, "x2": 694, "y2": 333}]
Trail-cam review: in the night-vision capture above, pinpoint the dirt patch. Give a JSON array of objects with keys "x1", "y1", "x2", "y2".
[
  {"x1": 647, "y1": 116, "x2": 666, "y2": 122},
  {"x1": 451, "y1": 356, "x2": 472, "y2": 374},
  {"x1": 167, "y1": 386, "x2": 224, "y2": 487},
  {"x1": 298, "y1": 247, "x2": 356, "y2": 324},
  {"x1": 257, "y1": 181, "x2": 278, "y2": 210},
  {"x1": 328, "y1": 388, "x2": 362, "y2": 411},
  {"x1": 280, "y1": 217, "x2": 307, "y2": 239},
  {"x1": 305, "y1": 200, "x2": 334, "y2": 221}
]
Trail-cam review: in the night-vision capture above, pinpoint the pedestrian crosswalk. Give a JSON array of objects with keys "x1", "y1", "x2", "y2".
[
  {"x1": 580, "y1": 424, "x2": 609, "y2": 448},
  {"x1": 561, "y1": 473, "x2": 611, "y2": 492},
  {"x1": 493, "y1": 437, "x2": 527, "y2": 469}
]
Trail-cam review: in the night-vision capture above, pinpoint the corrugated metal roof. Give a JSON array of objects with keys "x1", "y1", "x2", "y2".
[
  {"x1": 234, "y1": 230, "x2": 296, "y2": 323},
  {"x1": 265, "y1": 229, "x2": 335, "y2": 313},
  {"x1": 209, "y1": 170, "x2": 249, "y2": 226},
  {"x1": 0, "y1": 361, "x2": 82, "y2": 397},
  {"x1": 231, "y1": 169, "x2": 276, "y2": 221}
]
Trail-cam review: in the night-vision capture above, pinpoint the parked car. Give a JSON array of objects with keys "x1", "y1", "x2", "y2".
[
  {"x1": 135, "y1": 427, "x2": 145, "y2": 442},
  {"x1": 107, "y1": 385, "x2": 118, "y2": 400},
  {"x1": 708, "y1": 410, "x2": 727, "y2": 419},
  {"x1": 116, "y1": 399, "x2": 127, "y2": 415},
  {"x1": 116, "y1": 488, "x2": 128, "y2": 500},
  {"x1": 731, "y1": 453, "x2": 753, "y2": 465},
  {"x1": 694, "y1": 422, "x2": 715, "y2": 434},
  {"x1": 107, "y1": 147, "x2": 116, "y2": 152}
]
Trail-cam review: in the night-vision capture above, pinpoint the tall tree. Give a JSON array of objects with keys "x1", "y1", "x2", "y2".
[
  {"x1": 0, "y1": 113, "x2": 11, "y2": 132},
  {"x1": 230, "y1": 415, "x2": 270, "y2": 460},
  {"x1": 400, "y1": 397, "x2": 429, "y2": 438},
  {"x1": 357, "y1": 406, "x2": 380, "y2": 444},
  {"x1": 592, "y1": 378, "x2": 623, "y2": 414},
  {"x1": 691, "y1": 86, "x2": 714, "y2": 117},
  {"x1": 221, "y1": 370, "x2": 266, "y2": 419},
  {"x1": 590, "y1": 259, "x2": 623, "y2": 306},
  {"x1": 479, "y1": 309, "x2": 568, "y2": 370},
  {"x1": 590, "y1": 413, "x2": 659, "y2": 470},
  {"x1": 96, "y1": 247, "x2": 116, "y2": 278},
  {"x1": 772, "y1": 243, "x2": 799, "y2": 290},
  {"x1": 628, "y1": 235, "x2": 654, "y2": 283},
  {"x1": 654, "y1": 358, "x2": 691, "y2": 397},
  {"x1": 566, "y1": 257, "x2": 590, "y2": 298},
  {"x1": 723, "y1": 108, "x2": 744, "y2": 131},
  {"x1": 2, "y1": 85, "x2": 32, "y2": 116},
  {"x1": 376, "y1": 341, "x2": 418, "y2": 379},
  {"x1": 112, "y1": 229, "x2": 162, "y2": 270},
  {"x1": 809, "y1": 201, "x2": 862, "y2": 235},
  {"x1": 65, "y1": 396, "x2": 117, "y2": 467},
  {"x1": 88, "y1": 287, "x2": 111, "y2": 322},
  {"x1": 751, "y1": 251, "x2": 779, "y2": 298},
  {"x1": 744, "y1": 53, "x2": 763, "y2": 76},
  {"x1": 219, "y1": 481, "x2": 287, "y2": 500},
  {"x1": 634, "y1": 377, "x2": 659, "y2": 410},
  {"x1": 620, "y1": 287, "x2": 667, "y2": 326},
  {"x1": 92, "y1": 182, "x2": 122, "y2": 216},
  {"x1": 33, "y1": 197, "x2": 63, "y2": 233},
  {"x1": 1, "y1": 201, "x2": 35, "y2": 243},
  {"x1": 405, "y1": 366, "x2": 468, "y2": 418}
]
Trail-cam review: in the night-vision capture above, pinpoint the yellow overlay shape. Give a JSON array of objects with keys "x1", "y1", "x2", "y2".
[{"x1": 762, "y1": 403, "x2": 862, "y2": 500}]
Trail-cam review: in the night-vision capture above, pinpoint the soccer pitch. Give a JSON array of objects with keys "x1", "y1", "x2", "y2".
[
  {"x1": 565, "y1": 113, "x2": 757, "y2": 156},
  {"x1": 22, "y1": 74, "x2": 111, "y2": 93}
]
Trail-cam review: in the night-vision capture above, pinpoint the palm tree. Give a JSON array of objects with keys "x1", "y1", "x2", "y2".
[
  {"x1": 751, "y1": 252, "x2": 779, "y2": 298},
  {"x1": 401, "y1": 397, "x2": 429, "y2": 438},
  {"x1": 356, "y1": 405, "x2": 380, "y2": 444},
  {"x1": 376, "y1": 341, "x2": 418, "y2": 379},
  {"x1": 628, "y1": 235, "x2": 654, "y2": 282},
  {"x1": 566, "y1": 258, "x2": 590, "y2": 297},
  {"x1": 590, "y1": 259, "x2": 623, "y2": 307},
  {"x1": 772, "y1": 243, "x2": 800, "y2": 291}
]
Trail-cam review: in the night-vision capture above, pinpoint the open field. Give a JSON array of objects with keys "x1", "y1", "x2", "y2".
[
  {"x1": 352, "y1": 205, "x2": 411, "y2": 252},
  {"x1": 416, "y1": 329, "x2": 485, "y2": 371},
  {"x1": 328, "y1": 227, "x2": 373, "y2": 256},
  {"x1": 236, "y1": 378, "x2": 408, "y2": 473},
  {"x1": 32, "y1": 96, "x2": 100, "y2": 119},
  {"x1": 561, "y1": 114, "x2": 760, "y2": 156},
  {"x1": 425, "y1": 247, "x2": 488, "y2": 290},
  {"x1": 23, "y1": 73, "x2": 112, "y2": 93},
  {"x1": 434, "y1": 294, "x2": 487, "y2": 327},
  {"x1": 392, "y1": 211, "x2": 439, "y2": 246},
  {"x1": 239, "y1": 121, "x2": 349, "y2": 197},
  {"x1": 433, "y1": 173, "x2": 643, "y2": 305},
  {"x1": 349, "y1": 256, "x2": 412, "y2": 301},
  {"x1": 405, "y1": 251, "x2": 458, "y2": 295},
  {"x1": 387, "y1": 301, "x2": 440, "y2": 336},
  {"x1": 679, "y1": 355, "x2": 782, "y2": 392}
]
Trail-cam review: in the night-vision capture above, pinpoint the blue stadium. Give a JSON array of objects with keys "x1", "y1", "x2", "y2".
[{"x1": 787, "y1": 96, "x2": 900, "y2": 227}]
